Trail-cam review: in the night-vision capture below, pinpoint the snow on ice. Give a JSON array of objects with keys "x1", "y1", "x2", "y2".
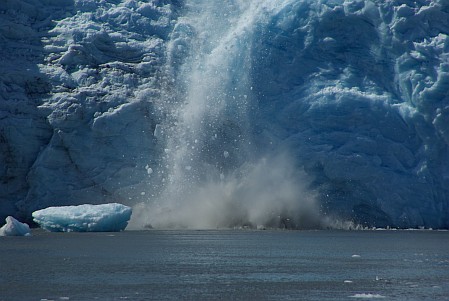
[{"x1": 32, "y1": 203, "x2": 132, "y2": 232}]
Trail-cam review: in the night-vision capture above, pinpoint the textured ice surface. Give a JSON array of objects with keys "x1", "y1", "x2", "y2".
[
  {"x1": 0, "y1": 216, "x2": 31, "y2": 236},
  {"x1": 0, "y1": 0, "x2": 167, "y2": 223},
  {"x1": 1, "y1": 0, "x2": 448, "y2": 228},
  {"x1": 32, "y1": 203, "x2": 132, "y2": 232}
]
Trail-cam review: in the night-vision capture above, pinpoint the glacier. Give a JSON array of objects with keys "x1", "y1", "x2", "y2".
[
  {"x1": 1, "y1": 0, "x2": 448, "y2": 229},
  {"x1": 32, "y1": 203, "x2": 132, "y2": 232}
]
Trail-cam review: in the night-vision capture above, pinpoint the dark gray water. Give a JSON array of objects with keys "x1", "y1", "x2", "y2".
[{"x1": 1, "y1": 230, "x2": 448, "y2": 301}]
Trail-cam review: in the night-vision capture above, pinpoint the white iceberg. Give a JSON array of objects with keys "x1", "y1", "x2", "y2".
[
  {"x1": 32, "y1": 203, "x2": 132, "y2": 232},
  {"x1": 0, "y1": 216, "x2": 31, "y2": 236}
]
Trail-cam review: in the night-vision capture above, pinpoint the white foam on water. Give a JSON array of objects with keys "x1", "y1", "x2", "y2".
[{"x1": 350, "y1": 293, "x2": 386, "y2": 299}]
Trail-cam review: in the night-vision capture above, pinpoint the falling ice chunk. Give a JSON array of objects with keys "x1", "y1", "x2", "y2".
[
  {"x1": 145, "y1": 165, "x2": 153, "y2": 175},
  {"x1": 153, "y1": 124, "x2": 162, "y2": 138},
  {"x1": 352, "y1": 254, "x2": 361, "y2": 258},
  {"x1": 223, "y1": 151, "x2": 229, "y2": 158}
]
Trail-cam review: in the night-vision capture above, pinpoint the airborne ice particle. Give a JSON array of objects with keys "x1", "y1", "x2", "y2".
[
  {"x1": 145, "y1": 165, "x2": 153, "y2": 175},
  {"x1": 153, "y1": 124, "x2": 162, "y2": 138}
]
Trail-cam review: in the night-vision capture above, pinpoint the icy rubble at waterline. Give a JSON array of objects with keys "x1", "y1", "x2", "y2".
[{"x1": 32, "y1": 203, "x2": 132, "y2": 232}]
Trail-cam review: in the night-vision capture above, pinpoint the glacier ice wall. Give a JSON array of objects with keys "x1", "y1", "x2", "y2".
[
  {"x1": 247, "y1": 0, "x2": 449, "y2": 228},
  {"x1": 286, "y1": 1, "x2": 448, "y2": 228},
  {"x1": 1, "y1": 0, "x2": 448, "y2": 228},
  {"x1": 0, "y1": 0, "x2": 176, "y2": 222}
]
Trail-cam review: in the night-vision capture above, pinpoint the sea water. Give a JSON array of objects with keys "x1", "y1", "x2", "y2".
[{"x1": 1, "y1": 230, "x2": 448, "y2": 301}]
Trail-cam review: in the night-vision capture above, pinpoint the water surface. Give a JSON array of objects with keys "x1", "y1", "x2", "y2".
[{"x1": 1, "y1": 230, "x2": 448, "y2": 300}]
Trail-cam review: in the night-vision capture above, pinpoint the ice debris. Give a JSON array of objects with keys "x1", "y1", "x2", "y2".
[
  {"x1": 350, "y1": 293, "x2": 386, "y2": 299},
  {"x1": 0, "y1": 216, "x2": 31, "y2": 236},
  {"x1": 32, "y1": 203, "x2": 132, "y2": 232}
]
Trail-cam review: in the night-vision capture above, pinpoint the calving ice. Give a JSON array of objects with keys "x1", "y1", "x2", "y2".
[{"x1": 1, "y1": 0, "x2": 448, "y2": 229}]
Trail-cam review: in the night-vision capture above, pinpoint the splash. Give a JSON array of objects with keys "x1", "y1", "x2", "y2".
[
  {"x1": 130, "y1": 0, "x2": 326, "y2": 229},
  {"x1": 132, "y1": 152, "x2": 322, "y2": 229}
]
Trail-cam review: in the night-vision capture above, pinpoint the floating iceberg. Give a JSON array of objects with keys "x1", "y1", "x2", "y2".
[
  {"x1": 32, "y1": 203, "x2": 132, "y2": 232},
  {"x1": 0, "y1": 216, "x2": 31, "y2": 236}
]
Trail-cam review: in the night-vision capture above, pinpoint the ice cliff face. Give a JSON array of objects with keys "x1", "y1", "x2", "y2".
[
  {"x1": 1, "y1": 0, "x2": 176, "y2": 222},
  {"x1": 248, "y1": 1, "x2": 449, "y2": 228},
  {"x1": 1, "y1": 0, "x2": 448, "y2": 228}
]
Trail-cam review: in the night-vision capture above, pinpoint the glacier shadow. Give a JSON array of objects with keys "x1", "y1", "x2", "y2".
[{"x1": 0, "y1": 0, "x2": 75, "y2": 224}]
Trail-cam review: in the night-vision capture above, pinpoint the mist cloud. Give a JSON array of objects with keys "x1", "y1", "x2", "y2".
[{"x1": 130, "y1": 152, "x2": 325, "y2": 229}]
